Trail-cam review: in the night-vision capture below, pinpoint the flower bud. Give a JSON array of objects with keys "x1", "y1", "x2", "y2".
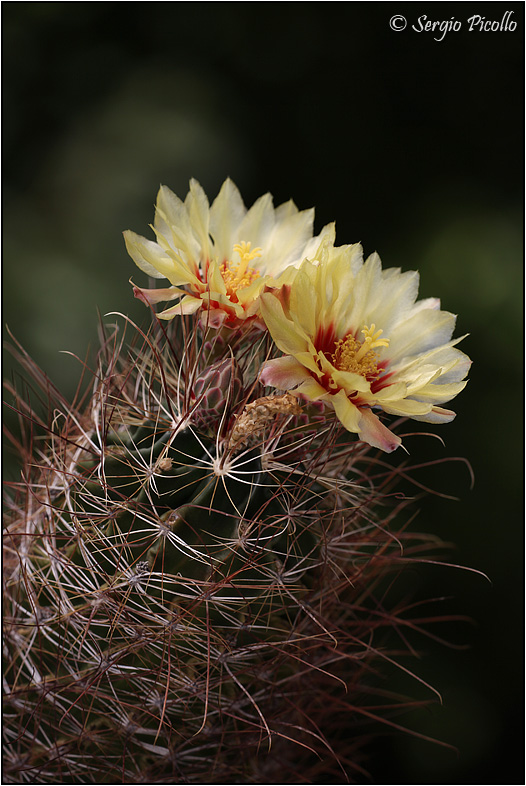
[{"x1": 192, "y1": 358, "x2": 244, "y2": 430}]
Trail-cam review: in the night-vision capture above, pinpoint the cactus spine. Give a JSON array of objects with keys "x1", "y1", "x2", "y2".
[{"x1": 4, "y1": 314, "x2": 459, "y2": 784}]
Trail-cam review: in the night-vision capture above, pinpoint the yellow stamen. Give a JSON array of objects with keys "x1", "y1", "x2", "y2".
[
  {"x1": 220, "y1": 241, "x2": 262, "y2": 295},
  {"x1": 332, "y1": 324, "x2": 390, "y2": 379},
  {"x1": 354, "y1": 324, "x2": 390, "y2": 361},
  {"x1": 233, "y1": 241, "x2": 262, "y2": 266}
]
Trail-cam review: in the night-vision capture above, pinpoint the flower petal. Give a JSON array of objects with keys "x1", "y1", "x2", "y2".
[
  {"x1": 409, "y1": 406, "x2": 456, "y2": 424},
  {"x1": 154, "y1": 185, "x2": 201, "y2": 259},
  {"x1": 288, "y1": 266, "x2": 320, "y2": 338},
  {"x1": 237, "y1": 192, "x2": 275, "y2": 248},
  {"x1": 259, "y1": 292, "x2": 310, "y2": 355},
  {"x1": 123, "y1": 231, "x2": 177, "y2": 281},
  {"x1": 260, "y1": 356, "x2": 312, "y2": 389},
  {"x1": 330, "y1": 389, "x2": 361, "y2": 433},
  {"x1": 132, "y1": 283, "x2": 184, "y2": 306},
  {"x1": 209, "y1": 178, "x2": 246, "y2": 260},
  {"x1": 387, "y1": 308, "x2": 458, "y2": 362},
  {"x1": 301, "y1": 222, "x2": 337, "y2": 266},
  {"x1": 157, "y1": 295, "x2": 202, "y2": 320},
  {"x1": 263, "y1": 205, "x2": 315, "y2": 274},
  {"x1": 294, "y1": 377, "x2": 330, "y2": 401},
  {"x1": 185, "y1": 179, "x2": 211, "y2": 258},
  {"x1": 378, "y1": 399, "x2": 434, "y2": 417},
  {"x1": 411, "y1": 381, "x2": 468, "y2": 405},
  {"x1": 357, "y1": 408, "x2": 402, "y2": 452}
]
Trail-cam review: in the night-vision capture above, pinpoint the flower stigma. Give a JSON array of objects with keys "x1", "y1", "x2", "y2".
[
  {"x1": 331, "y1": 324, "x2": 390, "y2": 380},
  {"x1": 220, "y1": 241, "x2": 262, "y2": 297}
]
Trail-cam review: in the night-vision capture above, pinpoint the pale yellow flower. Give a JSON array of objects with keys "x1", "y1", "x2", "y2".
[
  {"x1": 259, "y1": 243, "x2": 471, "y2": 452},
  {"x1": 124, "y1": 179, "x2": 333, "y2": 329}
]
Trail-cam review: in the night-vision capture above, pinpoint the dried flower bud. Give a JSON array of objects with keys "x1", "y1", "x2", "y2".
[{"x1": 229, "y1": 393, "x2": 302, "y2": 452}]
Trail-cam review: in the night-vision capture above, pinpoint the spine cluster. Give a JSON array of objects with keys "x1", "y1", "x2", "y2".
[{"x1": 3, "y1": 314, "x2": 461, "y2": 784}]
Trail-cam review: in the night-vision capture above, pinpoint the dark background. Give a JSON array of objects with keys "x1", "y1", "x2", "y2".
[{"x1": 3, "y1": 3, "x2": 524, "y2": 783}]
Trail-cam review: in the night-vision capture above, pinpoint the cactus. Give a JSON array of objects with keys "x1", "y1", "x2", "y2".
[{"x1": 3, "y1": 179, "x2": 472, "y2": 784}]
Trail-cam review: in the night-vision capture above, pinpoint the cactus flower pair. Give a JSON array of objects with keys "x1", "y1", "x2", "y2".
[{"x1": 125, "y1": 179, "x2": 470, "y2": 451}]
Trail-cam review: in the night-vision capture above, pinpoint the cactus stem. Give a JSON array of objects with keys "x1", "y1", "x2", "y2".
[{"x1": 4, "y1": 310, "x2": 473, "y2": 784}]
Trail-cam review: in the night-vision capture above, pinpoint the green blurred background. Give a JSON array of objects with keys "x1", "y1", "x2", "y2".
[{"x1": 3, "y1": 3, "x2": 523, "y2": 783}]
